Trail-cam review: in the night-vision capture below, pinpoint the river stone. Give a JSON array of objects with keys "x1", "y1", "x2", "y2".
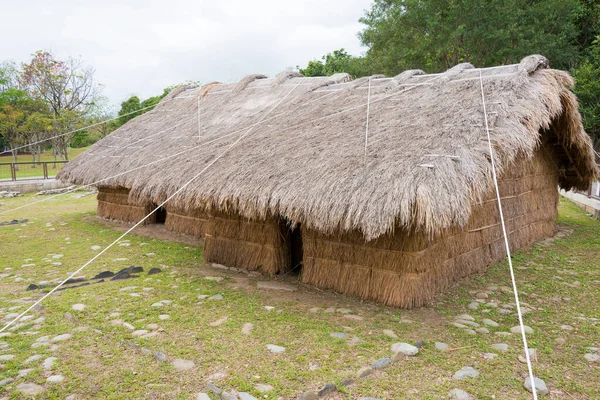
[
  {"x1": 1, "y1": 378, "x2": 14, "y2": 386},
  {"x1": 197, "y1": 394, "x2": 211, "y2": 400},
  {"x1": 482, "y1": 319, "x2": 499, "y2": 327},
  {"x1": 205, "y1": 383, "x2": 222, "y2": 395},
  {"x1": 159, "y1": 314, "x2": 170, "y2": 320},
  {"x1": 91, "y1": 245, "x2": 101, "y2": 251},
  {"x1": 330, "y1": 332, "x2": 348, "y2": 339},
  {"x1": 382, "y1": 329, "x2": 397, "y2": 338},
  {"x1": 47, "y1": 375, "x2": 64, "y2": 383},
  {"x1": 238, "y1": 393, "x2": 257, "y2": 400},
  {"x1": 491, "y1": 343, "x2": 509, "y2": 352},
  {"x1": 435, "y1": 342, "x2": 449, "y2": 351},
  {"x1": 476, "y1": 328, "x2": 490, "y2": 334},
  {"x1": 16, "y1": 383, "x2": 45, "y2": 395},
  {"x1": 456, "y1": 314, "x2": 475, "y2": 321},
  {"x1": 584, "y1": 353, "x2": 600, "y2": 362},
  {"x1": 524, "y1": 377, "x2": 548, "y2": 394},
  {"x1": 357, "y1": 367, "x2": 373, "y2": 378},
  {"x1": 391, "y1": 342, "x2": 419, "y2": 356},
  {"x1": 372, "y1": 357, "x2": 391, "y2": 369},
  {"x1": 0, "y1": 354, "x2": 15, "y2": 361},
  {"x1": 448, "y1": 388, "x2": 472, "y2": 399},
  {"x1": 298, "y1": 392, "x2": 318, "y2": 400},
  {"x1": 267, "y1": 344, "x2": 285, "y2": 353},
  {"x1": 132, "y1": 329, "x2": 149, "y2": 336},
  {"x1": 483, "y1": 353, "x2": 497, "y2": 360},
  {"x1": 148, "y1": 268, "x2": 162, "y2": 275},
  {"x1": 172, "y1": 358, "x2": 195, "y2": 371},
  {"x1": 92, "y1": 271, "x2": 114, "y2": 279},
  {"x1": 72, "y1": 304, "x2": 85, "y2": 311},
  {"x1": 208, "y1": 294, "x2": 223, "y2": 301},
  {"x1": 452, "y1": 366, "x2": 479, "y2": 380},
  {"x1": 510, "y1": 325, "x2": 533, "y2": 334},
  {"x1": 318, "y1": 383, "x2": 337, "y2": 396},
  {"x1": 43, "y1": 356, "x2": 57, "y2": 370},
  {"x1": 242, "y1": 323, "x2": 253, "y2": 335},
  {"x1": 24, "y1": 354, "x2": 42, "y2": 364},
  {"x1": 154, "y1": 352, "x2": 167, "y2": 362},
  {"x1": 255, "y1": 384, "x2": 273, "y2": 392},
  {"x1": 467, "y1": 302, "x2": 479, "y2": 310}
]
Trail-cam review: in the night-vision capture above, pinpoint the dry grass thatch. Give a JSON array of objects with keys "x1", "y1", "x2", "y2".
[
  {"x1": 96, "y1": 186, "x2": 152, "y2": 224},
  {"x1": 301, "y1": 145, "x2": 560, "y2": 307},
  {"x1": 164, "y1": 204, "x2": 209, "y2": 238},
  {"x1": 59, "y1": 54, "x2": 598, "y2": 240},
  {"x1": 203, "y1": 211, "x2": 290, "y2": 274}
]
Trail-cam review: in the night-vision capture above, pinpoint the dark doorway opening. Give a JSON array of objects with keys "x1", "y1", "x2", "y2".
[
  {"x1": 288, "y1": 224, "x2": 303, "y2": 276},
  {"x1": 154, "y1": 206, "x2": 167, "y2": 224}
]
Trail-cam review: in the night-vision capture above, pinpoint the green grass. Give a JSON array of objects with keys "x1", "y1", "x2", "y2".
[
  {"x1": 0, "y1": 195, "x2": 598, "y2": 399},
  {"x1": 0, "y1": 148, "x2": 89, "y2": 180}
]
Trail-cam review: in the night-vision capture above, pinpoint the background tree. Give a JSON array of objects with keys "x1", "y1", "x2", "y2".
[
  {"x1": 573, "y1": 36, "x2": 600, "y2": 152},
  {"x1": 19, "y1": 51, "x2": 102, "y2": 160},
  {"x1": 299, "y1": 49, "x2": 371, "y2": 78},
  {"x1": 358, "y1": 0, "x2": 582, "y2": 75}
]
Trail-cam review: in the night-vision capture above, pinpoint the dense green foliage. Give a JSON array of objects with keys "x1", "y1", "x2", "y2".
[
  {"x1": 299, "y1": 49, "x2": 372, "y2": 78},
  {"x1": 573, "y1": 36, "x2": 600, "y2": 150},
  {"x1": 359, "y1": 0, "x2": 583, "y2": 74},
  {"x1": 114, "y1": 88, "x2": 171, "y2": 128},
  {"x1": 298, "y1": 0, "x2": 600, "y2": 151}
]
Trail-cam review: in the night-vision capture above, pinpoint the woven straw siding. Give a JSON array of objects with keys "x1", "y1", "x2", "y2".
[
  {"x1": 96, "y1": 187, "x2": 151, "y2": 224},
  {"x1": 203, "y1": 212, "x2": 289, "y2": 274},
  {"x1": 301, "y1": 147, "x2": 559, "y2": 308},
  {"x1": 164, "y1": 205, "x2": 208, "y2": 238}
]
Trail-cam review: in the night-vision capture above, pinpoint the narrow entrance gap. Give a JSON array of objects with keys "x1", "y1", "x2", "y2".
[
  {"x1": 154, "y1": 205, "x2": 167, "y2": 224},
  {"x1": 288, "y1": 223, "x2": 303, "y2": 276}
]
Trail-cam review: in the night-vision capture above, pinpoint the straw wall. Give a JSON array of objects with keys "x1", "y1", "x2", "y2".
[
  {"x1": 301, "y1": 146, "x2": 559, "y2": 308},
  {"x1": 164, "y1": 204, "x2": 209, "y2": 238},
  {"x1": 203, "y1": 211, "x2": 290, "y2": 274},
  {"x1": 96, "y1": 186, "x2": 152, "y2": 224}
]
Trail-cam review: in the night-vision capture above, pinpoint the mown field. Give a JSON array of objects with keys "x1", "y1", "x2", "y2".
[
  {"x1": 0, "y1": 148, "x2": 89, "y2": 181},
  {"x1": 0, "y1": 193, "x2": 598, "y2": 399}
]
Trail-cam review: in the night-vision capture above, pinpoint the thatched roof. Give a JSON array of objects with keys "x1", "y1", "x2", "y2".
[{"x1": 59, "y1": 55, "x2": 598, "y2": 240}]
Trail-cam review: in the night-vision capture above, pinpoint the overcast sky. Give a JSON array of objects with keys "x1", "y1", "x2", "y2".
[{"x1": 2, "y1": 0, "x2": 372, "y2": 110}]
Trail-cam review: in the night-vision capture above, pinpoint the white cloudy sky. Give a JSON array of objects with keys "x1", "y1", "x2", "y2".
[{"x1": 2, "y1": 0, "x2": 372, "y2": 109}]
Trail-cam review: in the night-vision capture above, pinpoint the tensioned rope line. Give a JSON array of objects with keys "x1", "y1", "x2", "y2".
[
  {"x1": 0, "y1": 77, "x2": 441, "y2": 217},
  {"x1": 0, "y1": 129, "x2": 240, "y2": 216},
  {"x1": 0, "y1": 86, "x2": 310, "y2": 216},
  {"x1": 478, "y1": 70, "x2": 538, "y2": 399},
  {"x1": 0, "y1": 80, "x2": 302, "y2": 334},
  {"x1": 0, "y1": 103, "x2": 160, "y2": 156}
]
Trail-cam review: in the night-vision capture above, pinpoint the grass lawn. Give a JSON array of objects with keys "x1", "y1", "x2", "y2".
[
  {"x1": 0, "y1": 148, "x2": 89, "y2": 181},
  {"x1": 0, "y1": 194, "x2": 598, "y2": 399}
]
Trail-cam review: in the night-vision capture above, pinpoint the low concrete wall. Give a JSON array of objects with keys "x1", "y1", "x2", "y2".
[
  {"x1": 560, "y1": 190, "x2": 600, "y2": 220},
  {"x1": 0, "y1": 179, "x2": 70, "y2": 193}
]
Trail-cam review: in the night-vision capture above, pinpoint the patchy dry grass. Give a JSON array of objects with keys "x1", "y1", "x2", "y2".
[{"x1": 0, "y1": 194, "x2": 598, "y2": 399}]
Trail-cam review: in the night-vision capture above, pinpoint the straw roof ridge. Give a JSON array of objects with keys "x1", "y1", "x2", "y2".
[{"x1": 58, "y1": 54, "x2": 598, "y2": 240}]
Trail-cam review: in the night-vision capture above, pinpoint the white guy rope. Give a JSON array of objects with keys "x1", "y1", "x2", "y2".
[
  {"x1": 1, "y1": 77, "x2": 438, "y2": 217},
  {"x1": 364, "y1": 77, "x2": 372, "y2": 170},
  {"x1": 0, "y1": 103, "x2": 160, "y2": 156},
  {"x1": 479, "y1": 70, "x2": 538, "y2": 399},
  {"x1": 0, "y1": 80, "x2": 302, "y2": 334}
]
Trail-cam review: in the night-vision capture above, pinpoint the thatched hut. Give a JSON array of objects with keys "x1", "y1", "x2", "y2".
[{"x1": 58, "y1": 55, "x2": 598, "y2": 307}]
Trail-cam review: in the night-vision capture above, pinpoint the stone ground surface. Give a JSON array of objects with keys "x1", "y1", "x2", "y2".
[{"x1": 0, "y1": 194, "x2": 599, "y2": 399}]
